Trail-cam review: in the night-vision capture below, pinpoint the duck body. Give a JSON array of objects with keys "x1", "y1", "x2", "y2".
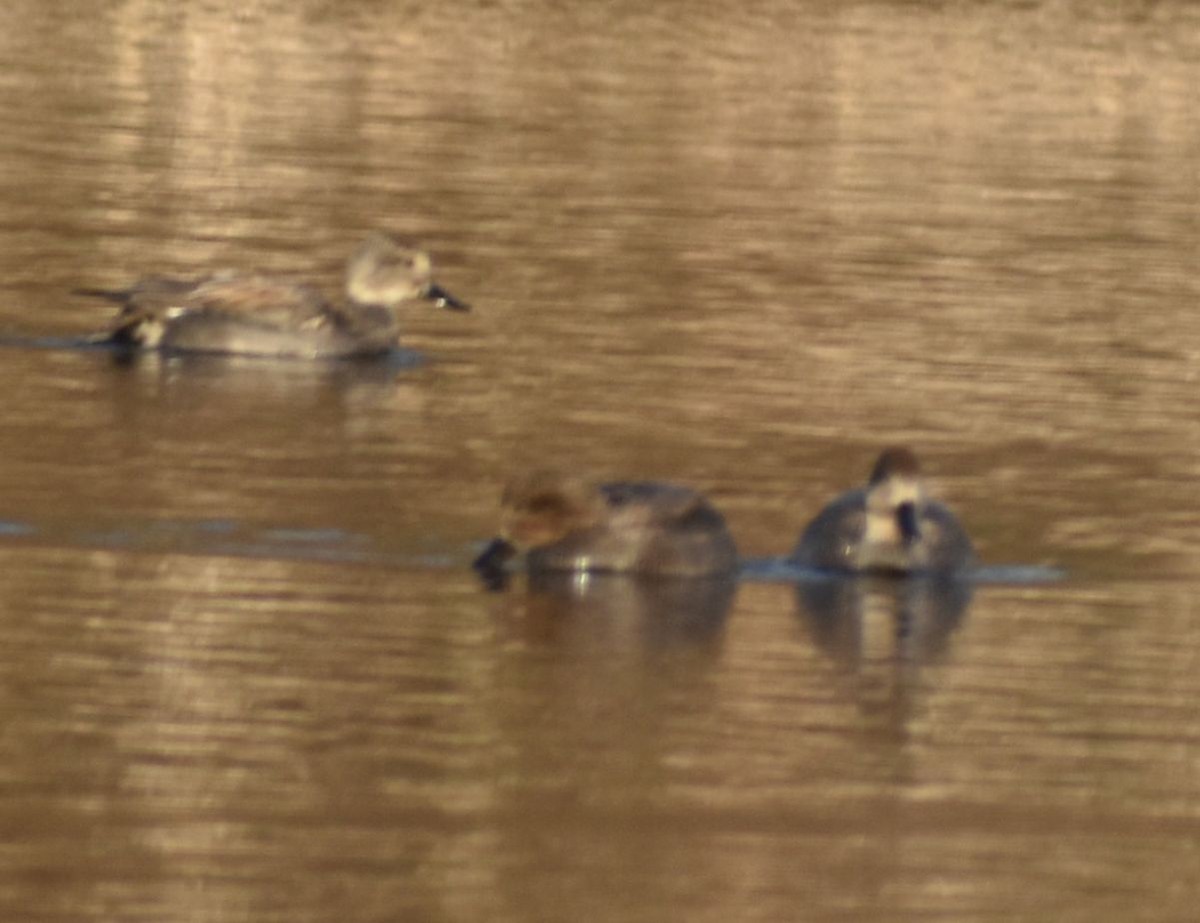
[
  {"x1": 77, "y1": 233, "x2": 468, "y2": 359},
  {"x1": 791, "y1": 447, "x2": 974, "y2": 575},
  {"x1": 475, "y1": 474, "x2": 739, "y2": 579}
]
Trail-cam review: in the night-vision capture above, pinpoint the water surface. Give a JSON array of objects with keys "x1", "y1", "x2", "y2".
[{"x1": 0, "y1": 1, "x2": 1198, "y2": 920}]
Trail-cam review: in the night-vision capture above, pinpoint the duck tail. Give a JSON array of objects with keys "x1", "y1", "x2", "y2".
[
  {"x1": 72, "y1": 288, "x2": 144, "y2": 345},
  {"x1": 104, "y1": 316, "x2": 148, "y2": 347},
  {"x1": 72, "y1": 287, "x2": 131, "y2": 305}
]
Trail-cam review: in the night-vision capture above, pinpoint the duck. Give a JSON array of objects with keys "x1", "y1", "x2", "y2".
[
  {"x1": 75, "y1": 232, "x2": 468, "y2": 358},
  {"x1": 473, "y1": 470, "x2": 739, "y2": 578},
  {"x1": 791, "y1": 446, "x2": 974, "y2": 574}
]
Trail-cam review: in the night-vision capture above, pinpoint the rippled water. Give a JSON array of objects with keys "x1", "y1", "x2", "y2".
[{"x1": 0, "y1": 1, "x2": 1198, "y2": 920}]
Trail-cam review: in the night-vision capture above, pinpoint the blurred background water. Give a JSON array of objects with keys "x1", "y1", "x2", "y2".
[{"x1": 0, "y1": 1, "x2": 1197, "y2": 920}]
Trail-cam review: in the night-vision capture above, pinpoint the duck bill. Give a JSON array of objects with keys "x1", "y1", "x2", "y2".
[
  {"x1": 425, "y1": 283, "x2": 470, "y2": 312},
  {"x1": 473, "y1": 537, "x2": 517, "y2": 573},
  {"x1": 896, "y1": 502, "x2": 920, "y2": 544}
]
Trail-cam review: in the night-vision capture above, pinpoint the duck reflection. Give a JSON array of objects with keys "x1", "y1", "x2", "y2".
[
  {"x1": 496, "y1": 571, "x2": 738, "y2": 652},
  {"x1": 796, "y1": 574, "x2": 973, "y2": 722}
]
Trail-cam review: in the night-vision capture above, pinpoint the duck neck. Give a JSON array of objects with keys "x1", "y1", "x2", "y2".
[{"x1": 338, "y1": 299, "x2": 399, "y2": 334}]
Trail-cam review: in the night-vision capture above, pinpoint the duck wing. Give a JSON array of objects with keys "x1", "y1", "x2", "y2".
[
  {"x1": 78, "y1": 273, "x2": 332, "y2": 331},
  {"x1": 75, "y1": 275, "x2": 205, "y2": 313},
  {"x1": 600, "y1": 482, "x2": 717, "y2": 527},
  {"x1": 180, "y1": 275, "x2": 332, "y2": 328}
]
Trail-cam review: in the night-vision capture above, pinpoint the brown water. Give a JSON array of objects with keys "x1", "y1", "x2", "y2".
[{"x1": 0, "y1": 1, "x2": 1198, "y2": 920}]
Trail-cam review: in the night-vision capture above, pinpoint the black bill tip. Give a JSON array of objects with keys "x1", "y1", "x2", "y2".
[
  {"x1": 897, "y1": 502, "x2": 920, "y2": 544},
  {"x1": 473, "y1": 537, "x2": 517, "y2": 589},
  {"x1": 474, "y1": 537, "x2": 516, "y2": 571},
  {"x1": 426, "y1": 283, "x2": 470, "y2": 312}
]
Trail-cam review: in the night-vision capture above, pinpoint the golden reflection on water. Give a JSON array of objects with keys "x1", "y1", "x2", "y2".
[{"x1": 0, "y1": 0, "x2": 1198, "y2": 920}]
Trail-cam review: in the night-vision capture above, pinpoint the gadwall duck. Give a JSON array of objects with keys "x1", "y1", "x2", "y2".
[
  {"x1": 474, "y1": 471, "x2": 739, "y2": 578},
  {"x1": 76, "y1": 232, "x2": 468, "y2": 358},
  {"x1": 791, "y1": 447, "x2": 974, "y2": 574}
]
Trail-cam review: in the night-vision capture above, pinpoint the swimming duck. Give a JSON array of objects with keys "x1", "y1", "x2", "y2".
[
  {"x1": 791, "y1": 447, "x2": 974, "y2": 574},
  {"x1": 473, "y1": 470, "x2": 739, "y2": 578},
  {"x1": 75, "y1": 232, "x2": 468, "y2": 358}
]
